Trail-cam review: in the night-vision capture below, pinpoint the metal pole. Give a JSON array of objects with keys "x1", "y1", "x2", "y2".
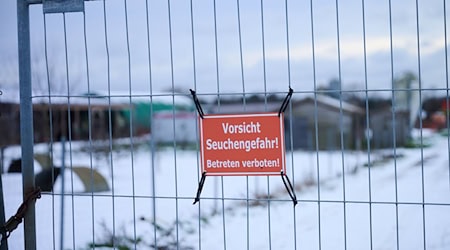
[
  {"x1": 0, "y1": 169, "x2": 7, "y2": 250},
  {"x1": 0, "y1": 148, "x2": 3, "y2": 174},
  {"x1": 17, "y1": 0, "x2": 37, "y2": 249},
  {"x1": 60, "y1": 138, "x2": 66, "y2": 250}
]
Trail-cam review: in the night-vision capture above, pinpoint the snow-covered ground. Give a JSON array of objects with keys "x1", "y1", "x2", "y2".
[{"x1": 3, "y1": 131, "x2": 450, "y2": 249}]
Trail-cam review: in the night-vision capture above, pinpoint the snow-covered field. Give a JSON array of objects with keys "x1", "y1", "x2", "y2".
[{"x1": 3, "y1": 131, "x2": 450, "y2": 249}]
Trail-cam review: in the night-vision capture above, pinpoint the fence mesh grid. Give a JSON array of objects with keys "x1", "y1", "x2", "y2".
[{"x1": 2, "y1": 0, "x2": 450, "y2": 249}]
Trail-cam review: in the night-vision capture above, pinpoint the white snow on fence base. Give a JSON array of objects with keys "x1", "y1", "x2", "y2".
[{"x1": 3, "y1": 132, "x2": 450, "y2": 249}]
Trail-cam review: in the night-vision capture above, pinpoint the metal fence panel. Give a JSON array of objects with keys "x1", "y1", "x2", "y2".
[{"x1": 2, "y1": 0, "x2": 450, "y2": 249}]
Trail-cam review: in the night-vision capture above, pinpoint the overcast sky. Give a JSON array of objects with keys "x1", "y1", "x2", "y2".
[{"x1": 0, "y1": 0, "x2": 449, "y2": 99}]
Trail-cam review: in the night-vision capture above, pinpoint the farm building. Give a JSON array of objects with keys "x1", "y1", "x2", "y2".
[
  {"x1": 148, "y1": 94, "x2": 197, "y2": 145},
  {"x1": 204, "y1": 94, "x2": 365, "y2": 150},
  {"x1": 369, "y1": 107, "x2": 410, "y2": 148},
  {"x1": 0, "y1": 102, "x2": 20, "y2": 147},
  {"x1": 285, "y1": 95, "x2": 365, "y2": 150},
  {"x1": 0, "y1": 95, "x2": 132, "y2": 147},
  {"x1": 0, "y1": 90, "x2": 202, "y2": 148},
  {"x1": 32, "y1": 101, "x2": 132, "y2": 142}
]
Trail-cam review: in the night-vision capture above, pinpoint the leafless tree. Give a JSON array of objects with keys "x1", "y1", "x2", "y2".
[
  {"x1": 0, "y1": 47, "x2": 80, "y2": 97},
  {"x1": 31, "y1": 48, "x2": 81, "y2": 97}
]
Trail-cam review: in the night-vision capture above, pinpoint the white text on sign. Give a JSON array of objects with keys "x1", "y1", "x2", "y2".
[
  {"x1": 222, "y1": 122, "x2": 261, "y2": 134},
  {"x1": 205, "y1": 137, "x2": 279, "y2": 152},
  {"x1": 206, "y1": 158, "x2": 280, "y2": 168}
]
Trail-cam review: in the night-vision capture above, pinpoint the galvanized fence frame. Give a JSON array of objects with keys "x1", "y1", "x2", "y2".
[
  {"x1": 10, "y1": 0, "x2": 450, "y2": 249},
  {"x1": 17, "y1": 1, "x2": 36, "y2": 249}
]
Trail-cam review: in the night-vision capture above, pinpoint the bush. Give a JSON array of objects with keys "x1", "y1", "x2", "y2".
[{"x1": 89, "y1": 217, "x2": 195, "y2": 250}]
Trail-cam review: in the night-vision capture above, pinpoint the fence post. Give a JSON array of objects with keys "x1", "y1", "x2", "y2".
[
  {"x1": 0, "y1": 171, "x2": 7, "y2": 250},
  {"x1": 17, "y1": 0, "x2": 37, "y2": 249}
]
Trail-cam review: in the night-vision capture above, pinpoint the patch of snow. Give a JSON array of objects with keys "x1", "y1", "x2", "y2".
[{"x1": 2, "y1": 133, "x2": 450, "y2": 249}]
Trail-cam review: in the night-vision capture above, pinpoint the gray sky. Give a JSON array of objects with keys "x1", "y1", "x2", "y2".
[{"x1": 1, "y1": 0, "x2": 449, "y2": 99}]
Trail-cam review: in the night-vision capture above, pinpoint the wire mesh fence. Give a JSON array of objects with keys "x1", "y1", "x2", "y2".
[{"x1": 1, "y1": 0, "x2": 450, "y2": 249}]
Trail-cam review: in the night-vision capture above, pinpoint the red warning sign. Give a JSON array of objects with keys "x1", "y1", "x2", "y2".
[{"x1": 199, "y1": 112, "x2": 286, "y2": 176}]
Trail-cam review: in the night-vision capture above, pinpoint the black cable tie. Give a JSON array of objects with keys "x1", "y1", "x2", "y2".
[
  {"x1": 193, "y1": 172, "x2": 207, "y2": 205},
  {"x1": 281, "y1": 171, "x2": 298, "y2": 206},
  {"x1": 0, "y1": 223, "x2": 8, "y2": 241},
  {"x1": 190, "y1": 89, "x2": 205, "y2": 119},
  {"x1": 278, "y1": 87, "x2": 294, "y2": 117}
]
